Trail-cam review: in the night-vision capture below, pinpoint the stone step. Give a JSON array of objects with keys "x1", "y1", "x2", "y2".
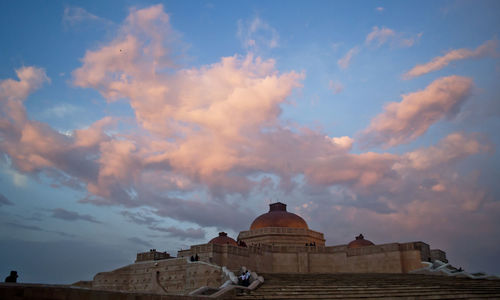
[
  {"x1": 260, "y1": 282, "x2": 500, "y2": 288},
  {"x1": 257, "y1": 283, "x2": 500, "y2": 287},
  {"x1": 248, "y1": 287, "x2": 500, "y2": 292},
  {"x1": 238, "y1": 291, "x2": 500, "y2": 299},
  {"x1": 256, "y1": 287, "x2": 500, "y2": 293},
  {"x1": 253, "y1": 288, "x2": 500, "y2": 294},
  {"x1": 267, "y1": 275, "x2": 497, "y2": 284},
  {"x1": 247, "y1": 289, "x2": 500, "y2": 295},
  {"x1": 238, "y1": 294, "x2": 500, "y2": 300},
  {"x1": 236, "y1": 273, "x2": 500, "y2": 299}
]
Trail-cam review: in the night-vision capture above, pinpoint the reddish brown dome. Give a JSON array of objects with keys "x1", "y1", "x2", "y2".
[
  {"x1": 209, "y1": 232, "x2": 238, "y2": 246},
  {"x1": 347, "y1": 234, "x2": 375, "y2": 248},
  {"x1": 250, "y1": 202, "x2": 308, "y2": 230}
]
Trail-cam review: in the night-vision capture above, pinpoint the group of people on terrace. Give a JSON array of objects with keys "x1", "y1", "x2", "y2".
[{"x1": 189, "y1": 254, "x2": 199, "y2": 262}]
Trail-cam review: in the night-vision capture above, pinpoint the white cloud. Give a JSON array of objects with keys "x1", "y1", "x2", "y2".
[
  {"x1": 328, "y1": 80, "x2": 344, "y2": 94},
  {"x1": 331, "y1": 42, "x2": 343, "y2": 52},
  {"x1": 237, "y1": 16, "x2": 279, "y2": 50},
  {"x1": 63, "y1": 6, "x2": 110, "y2": 28},
  {"x1": 43, "y1": 103, "x2": 80, "y2": 118}
]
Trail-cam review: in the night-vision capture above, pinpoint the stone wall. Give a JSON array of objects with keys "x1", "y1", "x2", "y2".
[
  {"x1": 430, "y1": 249, "x2": 448, "y2": 263},
  {"x1": 90, "y1": 240, "x2": 433, "y2": 295},
  {"x1": 178, "y1": 241, "x2": 430, "y2": 274},
  {"x1": 92, "y1": 258, "x2": 224, "y2": 294},
  {"x1": 136, "y1": 250, "x2": 171, "y2": 262}
]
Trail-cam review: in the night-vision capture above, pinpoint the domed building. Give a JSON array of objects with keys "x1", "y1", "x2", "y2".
[
  {"x1": 347, "y1": 234, "x2": 375, "y2": 248},
  {"x1": 238, "y1": 202, "x2": 325, "y2": 247},
  {"x1": 209, "y1": 232, "x2": 238, "y2": 246},
  {"x1": 250, "y1": 202, "x2": 308, "y2": 229},
  {"x1": 91, "y1": 202, "x2": 450, "y2": 294}
]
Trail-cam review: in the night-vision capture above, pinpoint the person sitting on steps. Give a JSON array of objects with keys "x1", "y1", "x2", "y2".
[
  {"x1": 243, "y1": 270, "x2": 251, "y2": 287},
  {"x1": 5, "y1": 271, "x2": 18, "y2": 283}
]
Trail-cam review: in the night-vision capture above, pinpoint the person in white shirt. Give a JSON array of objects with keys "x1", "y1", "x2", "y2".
[{"x1": 243, "y1": 270, "x2": 251, "y2": 286}]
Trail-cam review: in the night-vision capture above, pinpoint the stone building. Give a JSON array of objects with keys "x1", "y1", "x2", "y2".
[{"x1": 91, "y1": 202, "x2": 446, "y2": 294}]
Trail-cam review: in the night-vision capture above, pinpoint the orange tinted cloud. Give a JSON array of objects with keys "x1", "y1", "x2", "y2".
[
  {"x1": 337, "y1": 46, "x2": 359, "y2": 69},
  {"x1": 396, "y1": 132, "x2": 491, "y2": 171},
  {"x1": 403, "y1": 39, "x2": 498, "y2": 79},
  {"x1": 1, "y1": 5, "x2": 495, "y2": 235},
  {"x1": 361, "y1": 75, "x2": 473, "y2": 148}
]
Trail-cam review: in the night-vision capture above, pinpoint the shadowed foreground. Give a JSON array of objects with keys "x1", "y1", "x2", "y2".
[{"x1": 0, "y1": 283, "x2": 196, "y2": 300}]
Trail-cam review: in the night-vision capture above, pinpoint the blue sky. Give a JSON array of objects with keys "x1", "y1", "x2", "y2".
[{"x1": 1, "y1": 0, "x2": 500, "y2": 283}]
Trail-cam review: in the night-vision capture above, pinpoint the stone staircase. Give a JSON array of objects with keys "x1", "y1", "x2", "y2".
[{"x1": 236, "y1": 273, "x2": 500, "y2": 299}]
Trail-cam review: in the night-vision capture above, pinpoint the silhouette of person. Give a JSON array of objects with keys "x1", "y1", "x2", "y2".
[
  {"x1": 5, "y1": 271, "x2": 18, "y2": 283},
  {"x1": 195, "y1": 254, "x2": 199, "y2": 261}
]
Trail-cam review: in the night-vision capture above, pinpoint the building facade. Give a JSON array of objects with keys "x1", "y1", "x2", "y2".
[{"x1": 91, "y1": 202, "x2": 446, "y2": 294}]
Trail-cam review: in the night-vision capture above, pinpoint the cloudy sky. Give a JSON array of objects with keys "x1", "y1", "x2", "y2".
[{"x1": 1, "y1": 0, "x2": 499, "y2": 283}]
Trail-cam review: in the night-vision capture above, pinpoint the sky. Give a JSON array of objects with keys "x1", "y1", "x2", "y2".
[{"x1": 1, "y1": 0, "x2": 499, "y2": 284}]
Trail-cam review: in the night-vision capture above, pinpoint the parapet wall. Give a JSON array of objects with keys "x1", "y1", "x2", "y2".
[{"x1": 92, "y1": 258, "x2": 224, "y2": 294}]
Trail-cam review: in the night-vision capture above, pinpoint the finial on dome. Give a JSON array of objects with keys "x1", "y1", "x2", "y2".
[
  {"x1": 218, "y1": 232, "x2": 227, "y2": 237},
  {"x1": 269, "y1": 202, "x2": 287, "y2": 212},
  {"x1": 356, "y1": 234, "x2": 364, "y2": 240}
]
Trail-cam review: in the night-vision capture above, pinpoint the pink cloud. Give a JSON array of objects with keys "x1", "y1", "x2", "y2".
[
  {"x1": 337, "y1": 46, "x2": 359, "y2": 69},
  {"x1": 365, "y1": 26, "x2": 420, "y2": 49},
  {"x1": 328, "y1": 80, "x2": 344, "y2": 94},
  {"x1": 365, "y1": 26, "x2": 395, "y2": 47},
  {"x1": 403, "y1": 39, "x2": 498, "y2": 79},
  {"x1": 361, "y1": 75, "x2": 473, "y2": 148},
  {"x1": 395, "y1": 132, "x2": 492, "y2": 171},
  {"x1": 305, "y1": 151, "x2": 397, "y2": 188},
  {"x1": 0, "y1": 67, "x2": 113, "y2": 195},
  {"x1": 0, "y1": 67, "x2": 49, "y2": 126},
  {"x1": 73, "y1": 116, "x2": 114, "y2": 148},
  {"x1": 1, "y1": 5, "x2": 496, "y2": 248},
  {"x1": 73, "y1": 4, "x2": 176, "y2": 101},
  {"x1": 295, "y1": 131, "x2": 494, "y2": 272}
]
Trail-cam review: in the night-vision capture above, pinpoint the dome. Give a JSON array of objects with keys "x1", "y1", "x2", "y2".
[
  {"x1": 250, "y1": 202, "x2": 308, "y2": 230},
  {"x1": 347, "y1": 234, "x2": 375, "y2": 248},
  {"x1": 209, "y1": 232, "x2": 238, "y2": 246}
]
